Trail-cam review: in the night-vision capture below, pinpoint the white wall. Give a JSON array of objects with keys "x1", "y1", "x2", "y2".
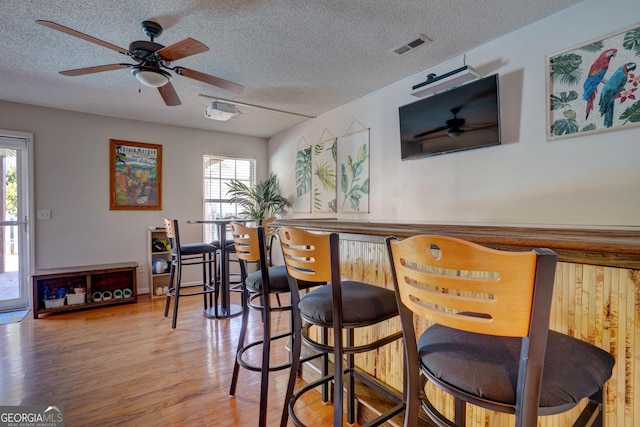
[
  {"x1": 0, "y1": 101, "x2": 268, "y2": 292},
  {"x1": 268, "y1": 0, "x2": 640, "y2": 228}
]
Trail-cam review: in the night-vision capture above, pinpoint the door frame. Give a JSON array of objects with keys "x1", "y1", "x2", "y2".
[{"x1": 0, "y1": 129, "x2": 34, "y2": 311}]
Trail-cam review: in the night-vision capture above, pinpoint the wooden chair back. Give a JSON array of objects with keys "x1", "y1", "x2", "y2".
[
  {"x1": 259, "y1": 216, "x2": 277, "y2": 266},
  {"x1": 260, "y1": 216, "x2": 276, "y2": 238},
  {"x1": 162, "y1": 217, "x2": 180, "y2": 257},
  {"x1": 162, "y1": 217, "x2": 176, "y2": 239},
  {"x1": 229, "y1": 222, "x2": 261, "y2": 263},
  {"x1": 278, "y1": 226, "x2": 336, "y2": 285},
  {"x1": 386, "y1": 234, "x2": 556, "y2": 337}
]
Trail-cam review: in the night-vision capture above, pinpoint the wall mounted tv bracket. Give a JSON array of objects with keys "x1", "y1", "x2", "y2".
[{"x1": 411, "y1": 65, "x2": 480, "y2": 98}]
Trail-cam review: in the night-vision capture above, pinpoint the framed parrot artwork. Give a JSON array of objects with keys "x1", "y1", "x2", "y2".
[{"x1": 546, "y1": 23, "x2": 640, "y2": 140}]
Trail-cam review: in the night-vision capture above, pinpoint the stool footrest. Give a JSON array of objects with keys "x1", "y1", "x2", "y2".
[
  {"x1": 166, "y1": 284, "x2": 216, "y2": 298},
  {"x1": 237, "y1": 331, "x2": 295, "y2": 373},
  {"x1": 289, "y1": 360, "x2": 405, "y2": 427}
]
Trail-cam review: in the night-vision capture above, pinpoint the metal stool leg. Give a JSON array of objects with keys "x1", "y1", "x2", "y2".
[
  {"x1": 229, "y1": 284, "x2": 249, "y2": 396},
  {"x1": 163, "y1": 257, "x2": 176, "y2": 318}
]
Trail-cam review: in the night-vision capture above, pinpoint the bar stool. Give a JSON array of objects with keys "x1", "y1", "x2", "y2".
[
  {"x1": 278, "y1": 226, "x2": 405, "y2": 427},
  {"x1": 228, "y1": 223, "x2": 321, "y2": 427},
  {"x1": 162, "y1": 217, "x2": 219, "y2": 329},
  {"x1": 386, "y1": 234, "x2": 615, "y2": 427}
]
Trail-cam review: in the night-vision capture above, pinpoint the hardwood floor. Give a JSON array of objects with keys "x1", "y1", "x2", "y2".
[{"x1": 0, "y1": 293, "x2": 359, "y2": 426}]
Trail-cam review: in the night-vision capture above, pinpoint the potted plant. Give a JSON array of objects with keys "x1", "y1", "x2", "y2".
[{"x1": 226, "y1": 172, "x2": 290, "y2": 222}]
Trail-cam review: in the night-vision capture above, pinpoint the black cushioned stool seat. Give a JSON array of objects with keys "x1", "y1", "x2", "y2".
[
  {"x1": 419, "y1": 326, "x2": 615, "y2": 408},
  {"x1": 245, "y1": 264, "x2": 289, "y2": 293},
  {"x1": 298, "y1": 280, "x2": 398, "y2": 327},
  {"x1": 179, "y1": 242, "x2": 219, "y2": 255}
]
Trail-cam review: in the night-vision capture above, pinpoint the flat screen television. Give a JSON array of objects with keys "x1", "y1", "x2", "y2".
[{"x1": 398, "y1": 73, "x2": 501, "y2": 160}]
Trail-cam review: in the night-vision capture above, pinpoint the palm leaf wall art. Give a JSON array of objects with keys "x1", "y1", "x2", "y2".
[
  {"x1": 311, "y1": 138, "x2": 337, "y2": 213},
  {"x1": 293, "y1": 143, "x2": 312, "y2": 212},
  {"x1": 338, "y1": 127, "x2": 370, "y2": 213}
]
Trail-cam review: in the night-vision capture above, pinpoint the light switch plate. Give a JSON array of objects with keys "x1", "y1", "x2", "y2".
[{"x1": 37, "y1": 209, "x2": 51, "y2": 220}]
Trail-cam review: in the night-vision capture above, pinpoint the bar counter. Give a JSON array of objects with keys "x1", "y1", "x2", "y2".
[{"x1": 272, "y1": 219, "x2": 640, "y2": 426}]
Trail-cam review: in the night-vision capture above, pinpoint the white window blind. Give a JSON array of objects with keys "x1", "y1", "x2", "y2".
[{"x1": 202, "y1": 155, "x2": 255, "y2": 241}]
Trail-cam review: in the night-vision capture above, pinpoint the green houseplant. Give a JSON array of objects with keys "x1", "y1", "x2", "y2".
[{"x1": 226, "y1": 172, "x2": 290, "y2": 221}]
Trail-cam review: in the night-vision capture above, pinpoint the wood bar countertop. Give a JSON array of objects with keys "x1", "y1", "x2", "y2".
[{"x1": 272, "y1": 219, "x2": 640, "y2": 269}]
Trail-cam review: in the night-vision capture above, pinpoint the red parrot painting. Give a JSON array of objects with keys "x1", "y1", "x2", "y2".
[{"x1": 582, "y1": 48, "x2": 617, "y2": 119}]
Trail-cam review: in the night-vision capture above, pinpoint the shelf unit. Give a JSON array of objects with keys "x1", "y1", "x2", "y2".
[
  {"x1": 32, "y1": 262, "x2": 137, "y2": 319},
  {"x1": 148, "y1": 227, "x2": 172, "y2": 298}
]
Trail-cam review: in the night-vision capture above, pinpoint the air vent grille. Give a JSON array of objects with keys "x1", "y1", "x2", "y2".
[
  {"x1": 394, "y1": 45, "x2": 411, "y2": 55},
  {"x1": 392, "y1": 34, "x2": 432, "y2": 56}
]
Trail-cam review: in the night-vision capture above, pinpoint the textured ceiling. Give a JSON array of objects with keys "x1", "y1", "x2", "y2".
[{"x1": 0, "y1": 0, "x2": 582, "y2": 138}]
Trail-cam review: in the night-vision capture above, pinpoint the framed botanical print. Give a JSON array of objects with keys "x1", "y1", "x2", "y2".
[
  {"x1": 312, "y1": 137, "x2": 337, "y2": 213},
  {"x1": 293, "y1": 145, "x2": 312, "y2": 213},
  {"x1": 337, "y1": 128, "x2": 369, "y2": 213}
]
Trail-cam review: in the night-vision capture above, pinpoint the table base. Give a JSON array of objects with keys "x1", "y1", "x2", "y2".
[{"x1": 204, "y1": 304, "x2": 243, "y2": 319}]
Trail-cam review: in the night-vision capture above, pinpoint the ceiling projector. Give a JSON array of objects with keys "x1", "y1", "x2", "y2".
[{"x1": 204, "y1": 101, "x2": 238, "y2": 121}]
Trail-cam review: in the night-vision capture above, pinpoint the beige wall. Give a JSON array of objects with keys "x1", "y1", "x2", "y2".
[
  {"x1": 0, "y1": 101, "x2": 268, "y2": 293},
  {"x1": 268, "y1": 0, "x2": 640, "y2": 228}
]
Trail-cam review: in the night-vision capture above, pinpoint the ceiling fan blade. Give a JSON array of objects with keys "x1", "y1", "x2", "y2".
[
  {"x1": 156, "y1": 38, "x2": 209, "y2": 61},
  {"x1": 415, "y1": 123, "x2": 498, "y2": 141},
  {"x1": 414, "y1": 125, "x2": 448, "y2": 139},
  {"x1": 175, "y1": 67, "x2": 244, "y2": 94},
  {"x1": 59, "y1": 63, "x2": 130, "y2": 76},
  {"x1": 158, "y1": 82, "x2": 181, "y2": 106},
  {"x1": 36, "y1": 20, "x2": 130, "y2": 55}
]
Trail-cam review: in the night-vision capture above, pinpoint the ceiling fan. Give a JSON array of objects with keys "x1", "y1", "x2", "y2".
[
  {"x1": 35, "y1": 19, "x2": 244, "y2": 106},
  {"x1": 413, "y1": 107, "x2": 469, "y2": 139},
  {"x1": 413, "y1": 106, "x2": 494, "y2": 139}
]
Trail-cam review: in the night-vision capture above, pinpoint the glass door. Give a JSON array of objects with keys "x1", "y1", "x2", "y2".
[{"x1": 0, "y1": 132, "x2": 31, "y2": 311}]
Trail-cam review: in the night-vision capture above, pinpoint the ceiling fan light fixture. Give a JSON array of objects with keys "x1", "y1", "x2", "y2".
[
  {"x1": 132, "y1": 67, "x2": 171, "y2": 88},
  {"x1": 447, "y1": 128, "x2": 464, "y2": 137}
]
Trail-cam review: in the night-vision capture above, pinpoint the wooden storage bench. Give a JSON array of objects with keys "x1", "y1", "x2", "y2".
[{"x1": 32, "y1": 262, "x2": 137, "y2": 319}]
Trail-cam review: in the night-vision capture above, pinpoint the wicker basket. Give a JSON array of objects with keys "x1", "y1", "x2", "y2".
[
  {"x1": 44, "y1": 297, "x2": 66, "y2": 309},
  {"x1": 67, "y1": 292, "x2": 86, "y2": 305}
]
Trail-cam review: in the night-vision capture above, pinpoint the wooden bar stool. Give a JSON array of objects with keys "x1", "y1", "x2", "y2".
[
  {"x1": 386, "y1": 234, "x2": 615, "y2": 427},
  {"x1": 162, "y1": 217, "x2": 219, "y2": 329},
  {"x1": 228, "y1": 223, "x2": 322, "y2": 427},
  {"x1": 279, "y1": 226, "x2": 405, "y2": 427}
]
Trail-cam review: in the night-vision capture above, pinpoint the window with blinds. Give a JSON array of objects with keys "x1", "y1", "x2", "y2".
[{"x1": 202, "y1": 155, "x2": 255, "y2": 242}]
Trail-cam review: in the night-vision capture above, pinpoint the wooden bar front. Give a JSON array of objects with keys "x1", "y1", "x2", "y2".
[{"x1": 273, "y1": 219, "x2": 640, "y2": 426}]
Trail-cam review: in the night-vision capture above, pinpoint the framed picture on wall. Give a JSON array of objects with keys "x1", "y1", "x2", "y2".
[
  {"x1": 293, "y1": 144, "x2": 312, "y2": 213},
  {"x1": 337, "y1": 127, "x2": 370, "y2": 213},
  {"x1": 312, "y1": 137, "x2": 337, "y2": 213},
  {"x1": 546, "y1": 24, "x2": 640, "y2": 140},
  {"x1": 109, "y1": 139, "x2": 162, "y2": 210}
]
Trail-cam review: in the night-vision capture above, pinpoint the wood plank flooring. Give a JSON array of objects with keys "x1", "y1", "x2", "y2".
[{"x1": 0, "y1": 293, "x2": 359, "y2": 426}]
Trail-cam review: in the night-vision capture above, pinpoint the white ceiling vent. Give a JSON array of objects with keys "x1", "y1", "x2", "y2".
[{"x1": 391, "y1": 34, "x2": 432, "y2": 56}]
